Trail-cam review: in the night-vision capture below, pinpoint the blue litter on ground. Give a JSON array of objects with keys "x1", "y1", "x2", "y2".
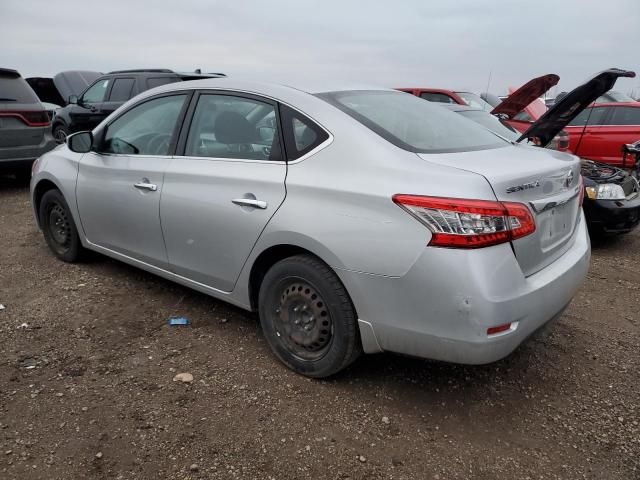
[{"x1": 168, "y1": 317, "x2": 190, "y2": 326}]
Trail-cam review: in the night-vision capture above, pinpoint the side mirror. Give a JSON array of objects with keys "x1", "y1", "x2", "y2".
[
  {"x1": 67, "y1": 131, "x2": 93, "y2": 153},
  {"x1": 68, "y1": 94, "x2": 78, "y2": 105}
]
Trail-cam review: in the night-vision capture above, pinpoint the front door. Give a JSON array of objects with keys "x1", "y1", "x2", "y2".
[
  {"x1": 76, "y1": 93, "x2": 189, "y2": 268},
  {"x1": 70, "y1": 78, "x2": 110, "y2": 132},
  {"x1": 161, "y1": 92, "x2": 287, "y2": 292}
]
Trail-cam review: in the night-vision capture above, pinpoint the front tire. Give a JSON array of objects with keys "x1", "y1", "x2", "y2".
[
  {"x1": 39, "y1": 189, "x2": 85, "y2": 262},
  {"x1": 52, "y1": 123, "x2": 68, "y2": 144},
  {"x1": 258, "y1": 255, "x2": 361, "y2": 378}
]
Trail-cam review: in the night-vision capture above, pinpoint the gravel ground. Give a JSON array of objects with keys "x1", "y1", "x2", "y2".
[{"x1": 1, "y1": 175, "x2": 638, "y2": 480}]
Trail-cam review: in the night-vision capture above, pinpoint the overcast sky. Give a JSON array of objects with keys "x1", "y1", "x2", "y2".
[{"x1": 2, "y1": 0, "x2": 639, "y2": 96}]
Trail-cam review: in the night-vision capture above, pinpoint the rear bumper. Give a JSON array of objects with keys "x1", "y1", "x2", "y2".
[
  {"x1": 342, "y1": 212, "x2": 591, "y2": 364},
  {"x1": 0, "y1": 132, "x2": 56, "y2": 169},
  {"x1": 583, "y1": 195, "x2": 640, "y2": 235}
]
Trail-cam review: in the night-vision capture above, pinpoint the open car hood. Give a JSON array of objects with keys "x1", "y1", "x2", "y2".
[
  {"x1": 518, "y1": 68, "x2": 636, "y2": 147},
  {"x1": 53, "y1": 71, "x2": 102, "y2": 104},
  {"x1": 490, "y1": 74, "x2": 559, "y2": 118}
]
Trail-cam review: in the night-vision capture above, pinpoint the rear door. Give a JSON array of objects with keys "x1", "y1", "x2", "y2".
[
  {"x1": 594, "y1": 106, "x2": 640, "y2": 166},
  {"x1": 564, "y1": 106, "x2": 609, "y2": 161},
  {"x1": 77, "y1": 93, "x2": 189, "y2": 267},
  {"x1": 161, "y1": 91, "x2": 288, "y2": 292},
  {"x1": 100, "y1": 77, "x2": 135, "y2": 118}
]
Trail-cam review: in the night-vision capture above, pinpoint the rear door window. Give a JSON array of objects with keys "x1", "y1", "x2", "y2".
[
  {"x1": 147, "y1": 77, "x2": 179, "y2": 89},
  {"x1": 567, "y1": 107, "x2": 608, "y2": 127},
  {"x1": 108, "y1": 78, "x2": 135, "y2": 102},
  {"x1": 82, "y1": 79, "x2": 109, "y2": 104},
  {"x1": 608, "y1": 107, "x2": 640, "y2": 125},
  {"x1": 279, "y1": 104, "x2": 329, "y2": 160},
  {"x1": 184, "y1": 94, "x2": 282, "y2": 161}
]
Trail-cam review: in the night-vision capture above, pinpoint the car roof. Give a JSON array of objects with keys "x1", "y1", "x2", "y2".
[
  {"x1": 148, "y1": 77, "x2": 396, "y2": 96},
  {"x1": 592, "y1": 101, "x2": 640, "y2": 107}
]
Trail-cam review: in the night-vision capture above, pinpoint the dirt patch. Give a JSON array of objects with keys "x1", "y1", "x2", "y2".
[{"x1": 1, "y1": 175, "x2": 638, "y2": 479}]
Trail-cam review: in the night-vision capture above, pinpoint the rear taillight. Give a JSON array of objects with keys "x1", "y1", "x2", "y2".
[
  {"x1": 392, "y1": 195, "x2": 536, "y2": 249},
  {"x1": 0, "y1": 111, "x2": 50, "y2": 127}
]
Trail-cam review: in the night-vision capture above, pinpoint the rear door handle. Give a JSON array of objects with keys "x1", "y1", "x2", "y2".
[
  {"x1": 232, "y1": 198, "x2": 268, "y2": 209},
  {"x1": 134, "y1": 182, "x2": 158, "y2": 192}
]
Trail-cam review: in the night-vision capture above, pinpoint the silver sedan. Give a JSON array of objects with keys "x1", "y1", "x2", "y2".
[{"x1": 30, "y1": 79, "x2": 590, "y2": 377}]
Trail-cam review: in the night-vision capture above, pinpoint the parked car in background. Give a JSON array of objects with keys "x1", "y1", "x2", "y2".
[
  {"x1": 27, "y1": 71, "x2": 102, "y2": 108},
  {"x1": 562, "y1": 102, "x2": 640, "y2": 167},
  {"x1": 51, "y1": 69, "x2": 225, "y2": 142},
  {"x1": 32, "y1": 78, "x2": 590, "y2": 377},
  {"x1": 398, "y1": 87, "x2": 494, "y2": 110},
  {"x1": 444, "y1": 72, "x2": 640, "y2": 239},
  {"x1": 0, "y1": 68, "x2": 56, "y2": 177}
]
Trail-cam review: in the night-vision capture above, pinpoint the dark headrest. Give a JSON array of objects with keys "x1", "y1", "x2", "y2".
[{"x1": 215, "y1": 111, "x2": 256, "y2": 144}]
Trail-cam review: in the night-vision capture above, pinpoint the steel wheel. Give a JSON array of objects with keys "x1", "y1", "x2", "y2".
[
  {"x1": 258, "y1": 254, "x2": 361, "y2": 377},
  {"x1": 39, "y1": 189, "x2": 86, "y2": 263},
  {"x1": 47, "y1": 202, "x2": 72, "y2": 255},
  {"x1": 273, "y1": 280, "x2": 334, "y2": 361}
]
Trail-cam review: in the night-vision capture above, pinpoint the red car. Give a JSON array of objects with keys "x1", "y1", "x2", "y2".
[
  {"x1": 397, "y1": 88, "x2": 493, "y2": 110},
  {"x1": 563, "y1": 102, "x2": 640, "y2": 167},
  {"x1": 490, "y1": 73, "x2": 639, "y2": 167}
]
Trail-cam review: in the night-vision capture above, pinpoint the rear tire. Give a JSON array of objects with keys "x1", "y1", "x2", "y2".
[
  {"x1": 39, "y1": 189, "x2": 86, "y2": 262},
  {"x1": 258, "y1": 254, "x2": 362, "y2": 378}
]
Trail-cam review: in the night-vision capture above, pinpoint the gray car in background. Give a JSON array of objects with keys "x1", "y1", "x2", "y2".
[
  {"x1": 1, "y1": 68, "x2": 56, "y2": 176},
  {"x1": 30, "y1": 79, "x2": 590, "y2": 377}
]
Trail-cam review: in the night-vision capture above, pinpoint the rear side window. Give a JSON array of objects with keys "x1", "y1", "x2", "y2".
[
  {"x1": 568, "y1": 107, "x2": 608, "y2": 127},
  {"x1": 100, "y1": 94, "x2": 187, "y2": 155},
  {"x1": 0, "y1": 75, "x2": 39, "y2": 103},
  {"x1": 280, "y1": 105, "x2": 329, "y2": 160},
  {"x1": 108, "y1": 78, "x2": 135, "y2": 102},
  {"x1": 82, "y1": 79, "x2": 109, "y2": 104},
  {"x1": 319, "y1": 90, "x2": 506, "y2": 153},
  {"x1": 147, "y1": 77, "x2": 179, "y2": 89},
  {"x1": 184, "y1": 94, "x2": 282, "y2": 161},
  {"x1": 420, "y1": 92, "x2": 456, "y2": 104},
  {"x1": 609, "y1": 107, "x2": 640, "y2": 125}
]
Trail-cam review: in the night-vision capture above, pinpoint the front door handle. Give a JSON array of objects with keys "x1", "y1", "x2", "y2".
[
  {"x1": 232, "y1": 198, "x2": 268, "y2": 209},
  {"x1": 134, "y1": 182, "x2": 158, "y2": 192}
]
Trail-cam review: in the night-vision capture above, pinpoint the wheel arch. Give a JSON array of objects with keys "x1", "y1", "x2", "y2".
[{"x1": 32, "y1": 178, "x2": 61, "y2": 228}]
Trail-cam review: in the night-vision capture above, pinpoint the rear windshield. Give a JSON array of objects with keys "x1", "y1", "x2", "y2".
[
  {"x1": 318, "y1": 90, "x2": 506, "y2": 153},
  {"x1": 0, "y1": 75, "x2": 40, "y2": 103},
  {"x1": 457, "y1": 110, "x2": 519, "y2": 141}
]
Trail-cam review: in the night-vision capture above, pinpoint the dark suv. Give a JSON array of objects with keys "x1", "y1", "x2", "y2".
[
  {"x1": 1, "y1": 68, "x2": 56, "y2": 176},
  {"x1": 52, "y1": 69, "x2": 225, "y2": 142}
]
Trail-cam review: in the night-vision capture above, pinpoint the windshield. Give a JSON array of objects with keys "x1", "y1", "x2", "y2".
[
  {"x1": 455, "y1": 92, "x2": 493, "y2": 110},
  {"x1": 318, "y1": 90, "x2": 506, "y2": 153},
  {"x1": 457, "y1": 110, "x2": 520, "y2": 141}
]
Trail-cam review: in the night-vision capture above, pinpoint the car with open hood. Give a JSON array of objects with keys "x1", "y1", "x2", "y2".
[
  {"x1": 31, "y1": 78, "x2": 589, "y2": 377},
  {"x1": 448, "y1": 69, "x2": 640, "y2": 238},
  {"x1": 490, "y1": 71, "x2": 639, "y2": 168}
]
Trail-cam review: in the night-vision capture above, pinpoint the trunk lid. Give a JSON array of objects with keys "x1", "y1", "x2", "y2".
[
  {"x1": 491, "y1": 74, "x2": 559, "y2": 119},
  {"x1": 418, "y1": 145, "x2": 582, "y2": 276},
  {"x1": 518, "y1": 68, "x2": 636, "y2": 147}
]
